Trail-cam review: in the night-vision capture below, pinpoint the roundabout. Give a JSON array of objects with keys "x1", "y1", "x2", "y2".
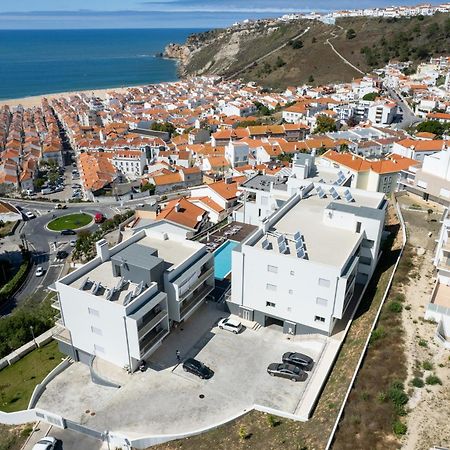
[{"x1": 47, "y1": 213, "x2": 93, "y2": 232}]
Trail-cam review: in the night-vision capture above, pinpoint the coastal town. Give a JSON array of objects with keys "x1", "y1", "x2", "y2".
[{"x1": 0, "y1": 3, "x2": 450, "y2": 450}]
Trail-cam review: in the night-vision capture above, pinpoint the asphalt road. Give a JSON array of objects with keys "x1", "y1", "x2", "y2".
[{"x1": 388, "y1": 87, "x2": 422, "y2": 129}]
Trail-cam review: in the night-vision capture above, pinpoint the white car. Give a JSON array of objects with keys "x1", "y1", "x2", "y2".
[
  {"x1": 70, "y1": 240, "x2": 76, "y2": 247},
  {"x1": 35, "y1": 266, "x2": 44, "y2": 277},
  {"x1": 32, "y1": 437, "x2": 57, "y2": 450},
  {"x1": 218, "y1": 317, "x2": 243, "y2": 334},
  {"x1": 25, "y1": 211, "x2": 35, "y2": 219}
]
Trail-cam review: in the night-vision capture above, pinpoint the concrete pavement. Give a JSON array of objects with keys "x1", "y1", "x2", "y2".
[{"x1": 36, "y1": 303, "x2": 325, "y2": 438}]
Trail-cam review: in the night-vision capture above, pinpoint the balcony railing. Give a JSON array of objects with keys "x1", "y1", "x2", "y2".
[
  {"x1": 140, "y1": 328, "x2": 168, "y2": 358},
  {"x1": 178, "y1": 267, "x2": 214, "y2": 302},
  {"x1": 138, "y1": 310, "x2": 168, "y2": 339},
  {"x1": 180, "y1": 284, "x2": 214, "y2": 319},
  {"x1": 51, "y1": 299, "x2": 61, "y2": 310}
]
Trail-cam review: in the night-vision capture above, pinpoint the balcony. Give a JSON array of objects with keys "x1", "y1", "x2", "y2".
[
  {"x1": 178, "y1": 266, "x2": 214, "y2": 302},
  {"x1": 138, "y1": 310, "x2": 168, "y2": 339},
  {"x1": 51, "y1": 299, "x2": 61, "y2": 310},
  {"x1": 180, "y1": 283, "x2": 214, "y2": 320},
  {"x1": 140, "y1": 328, "x2": 168, "y2": 358}
]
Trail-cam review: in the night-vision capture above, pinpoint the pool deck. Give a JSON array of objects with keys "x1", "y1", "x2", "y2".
[{"x1": 200, "y1": 221, "x2": 257, "y2": 252}]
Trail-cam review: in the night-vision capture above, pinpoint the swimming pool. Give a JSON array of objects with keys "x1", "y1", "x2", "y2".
[{"x1": 213, "y1": 240, "x2": 239, "y2": 280}]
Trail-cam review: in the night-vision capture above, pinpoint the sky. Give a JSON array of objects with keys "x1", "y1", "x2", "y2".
[{"x1": 0, "y1": 0, "x2": 444, "y2": 29}]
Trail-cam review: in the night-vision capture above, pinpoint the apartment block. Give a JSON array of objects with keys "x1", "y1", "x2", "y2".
[
  {"x1": 229, "y1": 182, "x2": 386, "y2": 336},
  {"x1": 52, "y1": 228, "x2": 214, "y2": 372}
]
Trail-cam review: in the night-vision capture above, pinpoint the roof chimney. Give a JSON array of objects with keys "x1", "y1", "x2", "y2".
[
  {"x1": 96, "y1": 239, "x2": 110, "y2": 262},
  {"x1": 175, "y1": 202, "x2": 180, "y2": 212}
]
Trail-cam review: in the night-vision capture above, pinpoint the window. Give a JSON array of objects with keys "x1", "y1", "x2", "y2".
[
  {"x1": 267, "y1": 265, "x2": 278, "y2": 273},
  {"x1": 88, "y1": 307, "x2": 99, "y2": 317},
  {"x1": 289, "y1": 289, "x2": 294, "y2": 295},
  {"x1": 316, "y1": 297, "x2": 328, "y2": 307},
  {"x1": 356, "y1": 221, "x2": 362, "y2": 233},
  {"x1": 318, "y1": 278, "x2": 330, "y2": 288},
  {"x1": 91, "y1": 326, "x2": 103, "y2": 336},
  {"x1": 266, "y1": 283, "x2": 277, "y2": 291},
  {"x1": 314, "y1": 316, "x2": 326, "y2": 323},
  {"x1": 94, "y1": 344, "x2": 105, "y2": 353},
  {"x1": 290, "y1": 270, "x2": 295, "y2": 276},
  {"x1": 362, "y1": 239, "x2": 374, "y2": 248},
  {"x1": 287, "y1": 307, "x2": 292, "y2": 312},
  {"x1": 266, "y1": 301, "x2": 276, "y2": 308}
]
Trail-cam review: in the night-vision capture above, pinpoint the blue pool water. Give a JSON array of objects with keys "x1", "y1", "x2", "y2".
[{"x1": 214, "y1": 240, "x2": 239, "y2": 280}]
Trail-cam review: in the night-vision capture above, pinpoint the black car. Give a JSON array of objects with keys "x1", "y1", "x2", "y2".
[
  {"x1": 282, "y1": 352, "x2": 314, "y2": 371},
  {"x1": 56, "y1": 250, "x2": 68, "y2": 259},
  {"x1": 267, "y1": 363, "x2": 307, "y2": 382},
  {"x1": 61, "y1": 229, "x2": 76, "y2": 236},
  {"x1": 182, "y1": 358, "x2": 213, "y2": 379}
]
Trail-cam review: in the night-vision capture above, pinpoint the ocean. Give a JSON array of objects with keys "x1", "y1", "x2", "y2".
[{"x1": 0, "y1": 29, "x2": 202, "y2": 100}]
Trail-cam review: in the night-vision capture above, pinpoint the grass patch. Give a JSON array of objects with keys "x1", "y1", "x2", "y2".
[
  {"x1": 0, "y1": 424, "x2": 30, "y2": 450},
  {"x1": 47, "y1": 213, "x2": 92, "y2": 231},
  {"x1": 422, "y1": 361, "x2": 433, "y2": 371},
  {"x1": 0, "y1": 341, "x2": 62, "y2": 412},
  {"x1": 425, "y1": 375, "x2": 442, "y2": 386},
  {"x1": 411, "y1": 377, "x2": 424, "y2": 388},
  {"x1": 0, "y1": 221, "x2": 17, "y2": 239}
]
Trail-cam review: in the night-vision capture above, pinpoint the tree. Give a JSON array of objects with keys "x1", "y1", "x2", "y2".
[
  {"x1": 308, "y1": 75, "x2": 315, "y2": 83},
  {"x1": 346, "y1": 28, "x2": 356, "y2": 40},
  {"x1": 150, "y1": 122, "x2": 176, "y2": 134},
  {"x1": 253, "y1": 101, "x2": 272, "y2": 116},
  {"x1": 141, "y1": 183, "x2": 155, "y2": 194},
  {"x1": 416, "y1": 120, "x2": 446, "y2": 137},
  {"x1": 363, "y1": 92, "x2": 378, "y2": 101},
  {"x1": 275, "y1": 56, "x2": 286, "y2": 68},
  {"x1": 291, "y1": 39, "x2": 303, "y2": 49},
  {"x1": 314, "y1": 115, "x2": 337, "y2": 134}
]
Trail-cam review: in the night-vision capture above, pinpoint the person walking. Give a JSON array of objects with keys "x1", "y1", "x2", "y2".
[{"x1": 176, "y1": 349, "x2": 181, "y2": 363}]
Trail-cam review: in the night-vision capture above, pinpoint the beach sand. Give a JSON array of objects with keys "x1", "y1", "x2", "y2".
[{"x1": 0, "y1": 86, "x2": 132, "y2": 108}]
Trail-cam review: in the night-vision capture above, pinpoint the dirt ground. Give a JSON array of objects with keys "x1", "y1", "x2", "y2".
[{"x1": 397, "y1": 194, "x2": 450, "y2": 450}]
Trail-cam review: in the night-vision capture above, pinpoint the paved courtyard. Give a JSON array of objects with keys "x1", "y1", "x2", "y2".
[{"x1": 37, "y1": 303, "x2": 325, "y2": 439}]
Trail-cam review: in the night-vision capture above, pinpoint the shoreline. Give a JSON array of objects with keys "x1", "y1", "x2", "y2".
[{"x1": 0, "y1": 85, "x2": 139, "y2": 108}]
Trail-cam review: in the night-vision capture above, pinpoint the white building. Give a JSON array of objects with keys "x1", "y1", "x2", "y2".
[
  {"x1": 52, "y1": 227, "x2": 214, "y2": 372},
  {"x1": 229, "y1": 184, "x2": 386, "y2": 336},
  {"x1": 225, "y1": 141, "x2": 249, "y2": 168},
  {"x1": 367, "y1": 101, "x2": 397, "y2": 125},
  {"x1": 112, "y1": 149, "x2": 147, "y2": 180}
]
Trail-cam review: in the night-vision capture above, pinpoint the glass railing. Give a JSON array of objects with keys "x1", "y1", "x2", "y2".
[
  {"x1": 178, "y1": 267, "x2": 214, "y2": 302},
  {"x1": 138, "y1": 310, "x2": 168, "y2": 339},
  {"x1": 140, "y1": 328, "x2": 168, "y2": 357},
  {"x1": 180, "y1": 284, "x2": 214, "y2": 319}
]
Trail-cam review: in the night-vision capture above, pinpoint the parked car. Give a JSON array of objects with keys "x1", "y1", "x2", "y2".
[
  {"x1": 55, "y1": 203, "x2": 67, "y2": 209},
  {"x1": 61, "y1": 229, "x2": 76, "y2": 236},
  {"x1": 23, "y1": 189, "x2": 34, "y2": 196},
  {"x1": 218, "y1": 317, "x2": 242, "y2": 334},
  {"x1": 24, "y1": 211, "x2": 35, "y2": 219},
  {"x1": 267, "y1": 363, "x2": 307, "y2": 382},
  {"x1": 56, "y1": 250, "x2": 68, "y2": 259},
  {"x1": 70, "y1": 240, "x2": 77, "y2": 247},
  {"x1": 35, "y1": 266, "x2": 45, "y2": 277},
  {"x1": 182, "y1": 358, "x2": 213, "y2": 379},
  {"x1": 32, "y1": 436, "x2": 57, "y2": 450},
  {"x1": 282, "y1": 352, "x2": 314, "y2": 371},
  {"x1": 72, "y1": 183, "x2": 82, "y2": 188},
  {"x1": 40, "y1": 187, "x2": 53, "y2": 195},
  {"x1": 94, "y1": 212, "x2": 104, "y2": 224}
]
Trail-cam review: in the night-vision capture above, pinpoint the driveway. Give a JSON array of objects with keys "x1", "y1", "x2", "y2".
[{"x1": 36, "y1": 303, "x2": 325, "y2": 438}]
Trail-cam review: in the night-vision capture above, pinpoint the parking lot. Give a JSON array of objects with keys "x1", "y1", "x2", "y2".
[{"x1": 37, "y1": 303, "x2": 325, "y2": 438}]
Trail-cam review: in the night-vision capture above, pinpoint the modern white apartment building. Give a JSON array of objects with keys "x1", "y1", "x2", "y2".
[
  {"x1": 52, "y1": 228, "x2": 214, "y2": 372},
  {"x1": 112, "y1": 149, "x2": 147, "y2": 180},
  {"x1": 230, "y1": 175, "x2": 386, "y2": 336}
]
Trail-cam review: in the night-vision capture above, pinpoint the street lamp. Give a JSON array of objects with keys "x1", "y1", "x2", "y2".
[{"x1": 30, "y1": 325, "x2": 36, "y2": 348}]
